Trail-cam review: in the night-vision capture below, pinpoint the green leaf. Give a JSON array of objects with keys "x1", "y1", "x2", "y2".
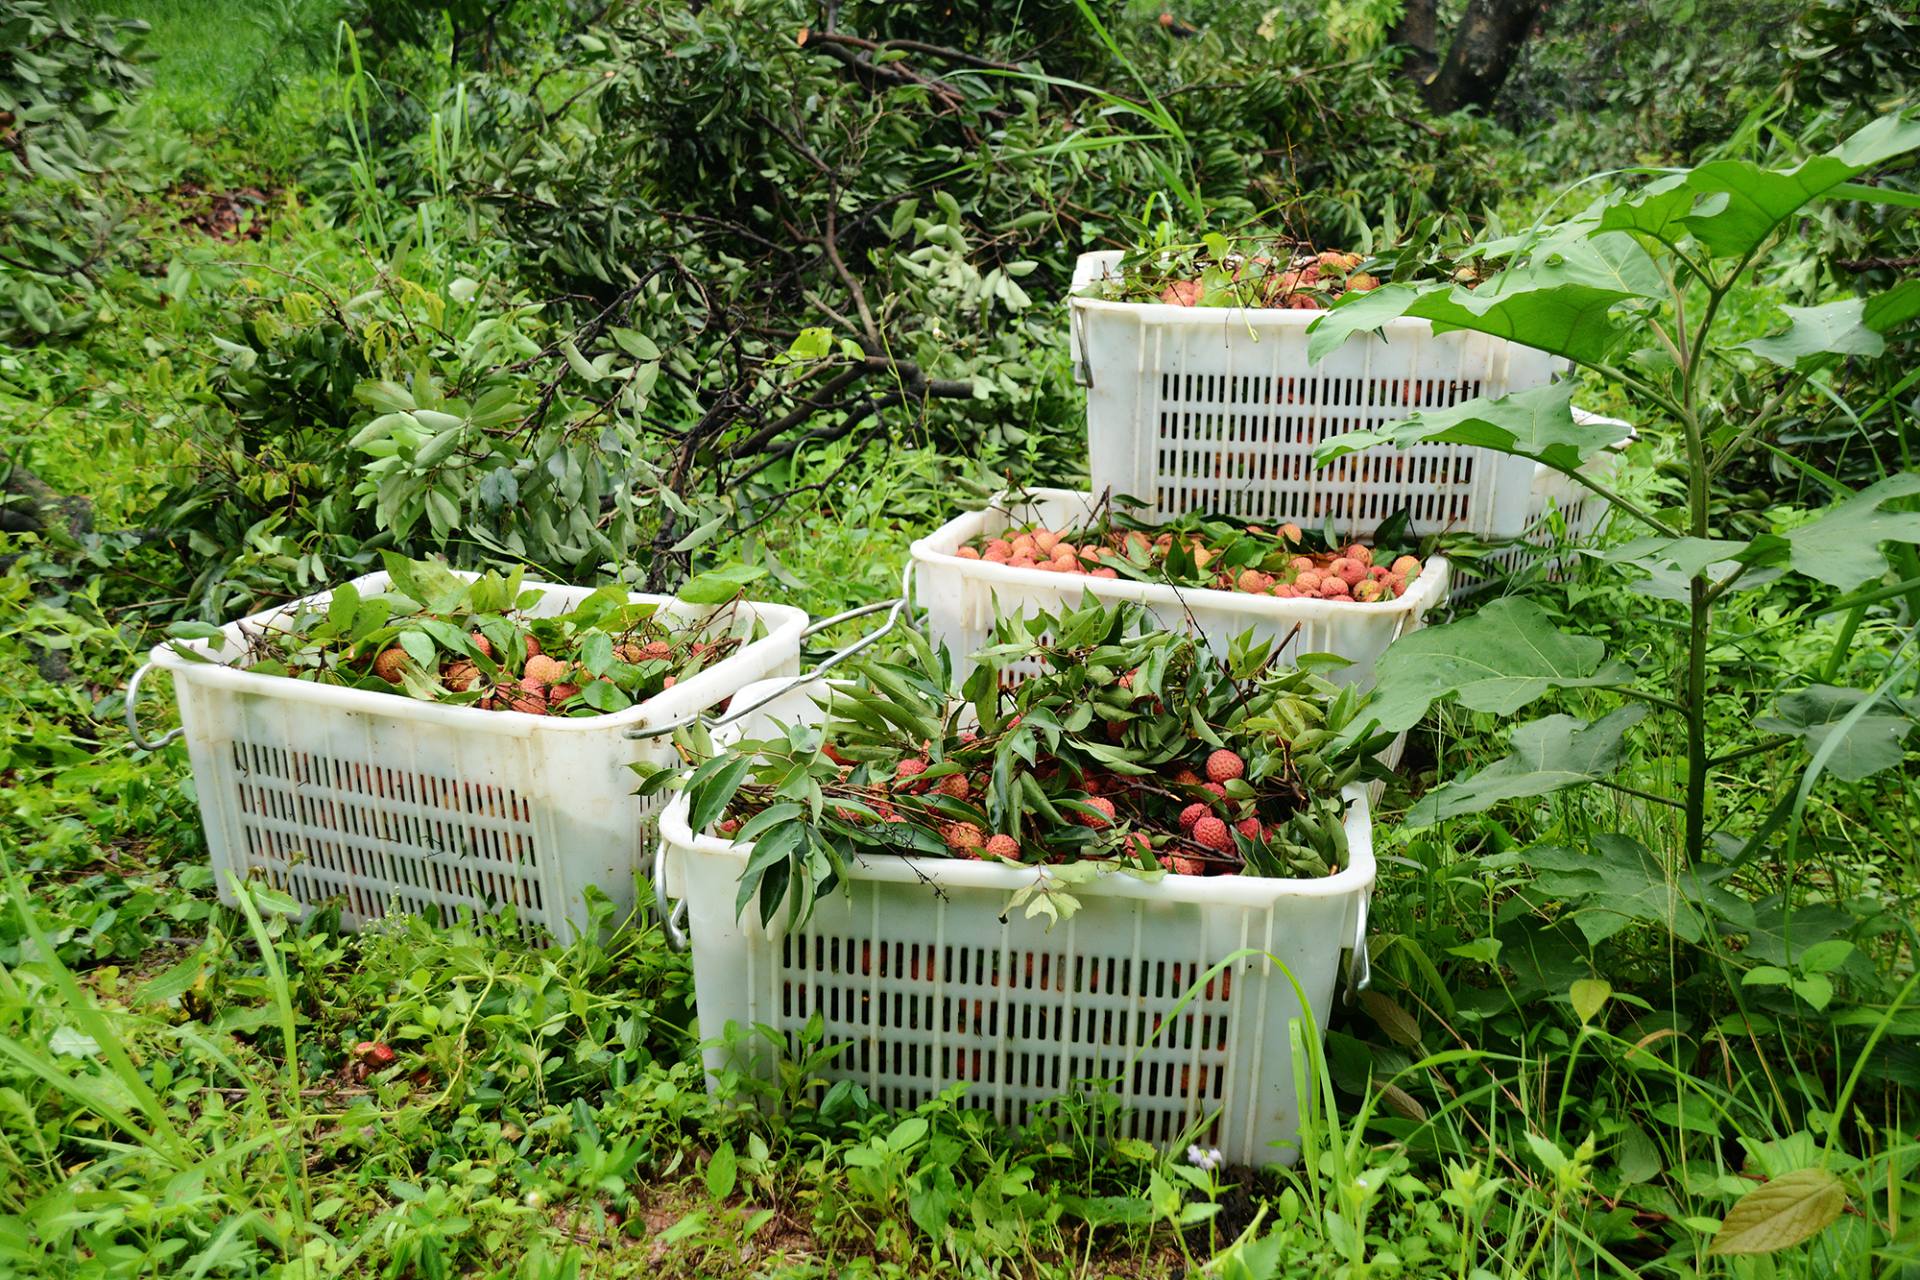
[
  {"x1": 1308, "y1": 278, "x2": 1633, "y2": 367},
  {"x1": 1408, "y1": 705, "x2": 1647, "y2": 826},
  {"x1": 1738, "y1": 284, "x2": 1920, "y2": 371},
  {"x1": 705, "y1": 1141, "x2": 737, "y2": 1201},
  {"x1": 1569, "y1": 978, "x2": 1611, "y2": 1024},
  {"x1": 1708, "y1": 1168, "x2": 1846, "y2": 1256},
  {"x1": 396, "y1": 630, "x2": 436, "y2": 670},
  {"x1": 1757, "y1": 684, "x2": 1917, "y2": 782},
  {"x1": 1315, "y1": 382, "x2": 1630, "y2": 471},
  {"x1": 1527, "y1": 835, "x2": 1743, "y2": 945},
  {"x1": 678, "y1": 563, "x2": 767, "y2": 605},
  {"x1": 1760, "y1": 472, "x2": 1920, "y2": 590},
  {"x1": 690, "y1": 756, "x2": 755, "y2": 833},
  {"x1": 582, "y1": 680, "x2": 632, "y2": 713},
  {"x1": 1365, "y1": 598, "x2": 1634, "y2": 734},
  {"x1": 379, "y1": 553, "x2": 468, "y2": 612},
  {"x1": 1681, "y1": 114, "x2": 1920, "y2": 261}
]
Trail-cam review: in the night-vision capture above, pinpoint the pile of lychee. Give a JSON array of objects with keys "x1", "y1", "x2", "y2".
[
  {"x1": 956, "y1": 523, "x2": 1425, "y2": 603},
  {"x1": 365, "y1": 628, "x2": 699, "y2": 716},
  {"x1": 1153, "y1": 249, "x2": 1379, "y2": 311},
  {"x1": 725, "y1": 742, "x2": 1311, "y2": 880}
]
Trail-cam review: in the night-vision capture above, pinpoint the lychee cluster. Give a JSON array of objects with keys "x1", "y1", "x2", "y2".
[
  {"x1": 364, "y1": 623, "x2": 702, "y2": 717},
  {"x1": 1145, "y1": 248, "x2": 1381, "y2": 312},
  {"x1": 960, "y1": 523, "x2": 1425, "y2": 603}
]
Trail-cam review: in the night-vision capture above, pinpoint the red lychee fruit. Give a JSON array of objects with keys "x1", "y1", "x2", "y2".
[
  {"x1": 1318, "y1": 576, "x2": 1351, "y2": 599},
  {"x1": 1235, "y1": 817, "x2": 1263, "y2": 841},
  {"x1": 1206, "y1": 749, "x2": 1245, "y2": 783},
  {"x1": 443, "y1": 660, "x2": 480, "y2": 692},
  {"x1": 1093, "y1": 567, "x2": 1118, "y2": 578},
  {"x1": 896, "y1": 758, "x2": 929, "y2": 787},
  {"x1": 468, "y1": 632, "x2": 494, "y2": 660},
  {"x1": 1391, "y1": 555, "x2": 1422, "y2": 579},
  {"x1": 935, "y1": 773, "x2": 970, "y2": 800},
  {"x1": 1079, "y1": 796, "x2": 1116, "y2": 828},
  {"x1": 1173, "y1": 768, "x2": 1203, "y2": 786},
  {"x1": 1179, "y1": 802, "x2": 1209, "y2": 830},
  {"x1": 524, "y1": 654, "x2": 570, "y2": 687},
  {"x1": 1344, "y1": 544, "x2": 1374, "y2": 567},
  {"x1": 1354, "y1": 580, "x2": 1385, "y2": 603},
  {"x1": 984, "y1": 834, "x2": 1019, "y2": 861},
  {"x1": 548, "y1": 682, "x2": 581, "y2": 703},
  {"x1": 522, "y1": 635, "x2": 543, "y2": 659},
  {"x1": 1193, "y1": 816, "x2": 1232, "y2": 852},
  {"x1": 1329, "y1": 557, "x2": 1367, "y2": 586},
  {"x1": 372, "y1": 647, "x2": 408, "y2": 684},
  {"x1": 942, "y1": 821, "x2": 984, "y2": 853},
  {"x1": 1236, "y1": 569, "x2": 1272, "y2": 594},
  {"x1": 956, "y1": 546, "x2": 980, "y2": 560},
  {"x1": 1169, "y1": 854, "x2": 1207, "y2": 876}
]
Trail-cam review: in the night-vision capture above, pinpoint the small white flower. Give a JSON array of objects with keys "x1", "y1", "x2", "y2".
[{"x1": 1186, "y1": 1144, "x2": 1224, "y2": 1172}]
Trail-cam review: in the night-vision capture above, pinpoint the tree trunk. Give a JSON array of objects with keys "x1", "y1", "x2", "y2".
[
  {"x1": 1391, "y1": 0, "x2": 1440, "y2": 86},
  {"x1": 1423, "y1": 0, "x2": 1542, "y2": 113}
]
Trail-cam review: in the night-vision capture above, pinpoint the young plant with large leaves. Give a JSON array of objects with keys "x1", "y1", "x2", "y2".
[{"x1": 1312, "y1": 111, "x2": 1920, "y2": 865}]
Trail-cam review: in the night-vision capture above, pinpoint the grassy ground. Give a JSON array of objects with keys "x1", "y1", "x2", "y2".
[{"x1": 4, "y1": 8, "x2": 1918, "y2": 1280}]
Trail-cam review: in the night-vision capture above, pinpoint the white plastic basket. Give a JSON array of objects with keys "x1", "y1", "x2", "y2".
[
  {"x1": 909, "y1": 488, "x2": 1449, "y2": 689},
  {"x1": 656, "y1": 677, "x2": 1374, "y2": 1166},
  {"x1": 1069, "y1": 249, "x2": 1562, "y2": 538},
  {"x1": 132, "y1": 570, "x2": 807, "y2": 940},
  {"x1": 1447, "y1": 412, "x2": 1633, "y2": 600}
]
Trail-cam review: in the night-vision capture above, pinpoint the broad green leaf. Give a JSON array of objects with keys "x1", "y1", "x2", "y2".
[
  {"x1": 1314, "y1": 382, "x2": 1630, "y2": 470},
  {"x1": 1407, "y1": 705, "x2": 1646, "y2": 826},
  {"x1": 1525, "y1": 835, "x2": 1748, "y2": 945},
  {"x1": 1569, "y1": 978, "x2": 1611, "y2": 1024},
  {"x1": 1740, "y1": 281, "x2": 1920, "y2": 370},
  {"x1": 1682, "y1": 114, "x2": 1920, "y2": 261},
  {"x1": 1364, "y1": 598, "x2": 1634, "y2": 734},
  {"x1": 1708, "y1": 1168, "x2": 1846, "y2": 1256},
  {"x1": 1308, "y1": 279, "x2": 1631, "y2": 366},
  {"x1": 1757, "y1": 684, "x2": 1917, "y2": 782},
  {"x1": 1755, "y1": 472, "x2": 1920, "y2": 590}
]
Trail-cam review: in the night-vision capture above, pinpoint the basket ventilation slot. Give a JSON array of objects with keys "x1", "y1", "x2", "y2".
[
  {"x1": 228, "y1": 739, "x2": 546, "y2": 930},
  {"x1": 776, "y1": 933, "x2": 1238, "y2": 1148},
  {"x1": 1153, "y1": 372, "x2": 1485, "y2": 528}
]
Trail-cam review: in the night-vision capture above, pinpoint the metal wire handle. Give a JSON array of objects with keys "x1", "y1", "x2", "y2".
[
  {"x1": 125, "y1": 662, "x2": 184, "y2": 751},
  {"x1": 1344, "y1": 894, "x2": 1372, "y2": 1004},
  {"x1": 653, "y1": 840, "x2": 690, "y2": 953},
  {"x1": 624, "y1": 562, "x2": 915, "y2": 741}
]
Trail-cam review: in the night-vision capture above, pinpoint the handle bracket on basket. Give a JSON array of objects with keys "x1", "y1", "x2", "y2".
[
  {"x1": 1343, "y1": 894, "x2": 1371, "y2": 1004},
  {"x1": 625, "y1": 563, "x2": 914, "y2": 742},
  {"x1": 125, "y1": 662, "x2": 185, "y2": 751},
  {"x1": 653, "y1": 840, "x2": 690, "y2": 953}
]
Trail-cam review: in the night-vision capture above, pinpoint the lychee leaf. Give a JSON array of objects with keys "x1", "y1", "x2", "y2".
[
  {"x1": 1407, "y1": 705, "x2": 1647, "y2": 826},
  {"x1": 1364, "y1": 598, "x2": 1634, "y2": 735}
]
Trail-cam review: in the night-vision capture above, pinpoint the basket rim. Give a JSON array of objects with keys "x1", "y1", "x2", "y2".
[
  {"x1": 148, "y1": 569, "x2": 810, "y2": 735},
  {"x1": 908, "y1": 487, "x2": 1451, "y2": 620}
]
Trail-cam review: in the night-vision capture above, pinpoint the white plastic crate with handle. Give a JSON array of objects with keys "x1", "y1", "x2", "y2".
[
  {"x1": 654, "y1": 677, "x2": 1375, "y2": 1167},
  {"x1": 127, "y1": 570, "x2": 807, "y2": 941},
  {"x1": 1069, "y1": 249, "x2": 1562, "y2": 538},
  {"x1": 910, "y1": 488, "x2": 1448, "y2": 689}
]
